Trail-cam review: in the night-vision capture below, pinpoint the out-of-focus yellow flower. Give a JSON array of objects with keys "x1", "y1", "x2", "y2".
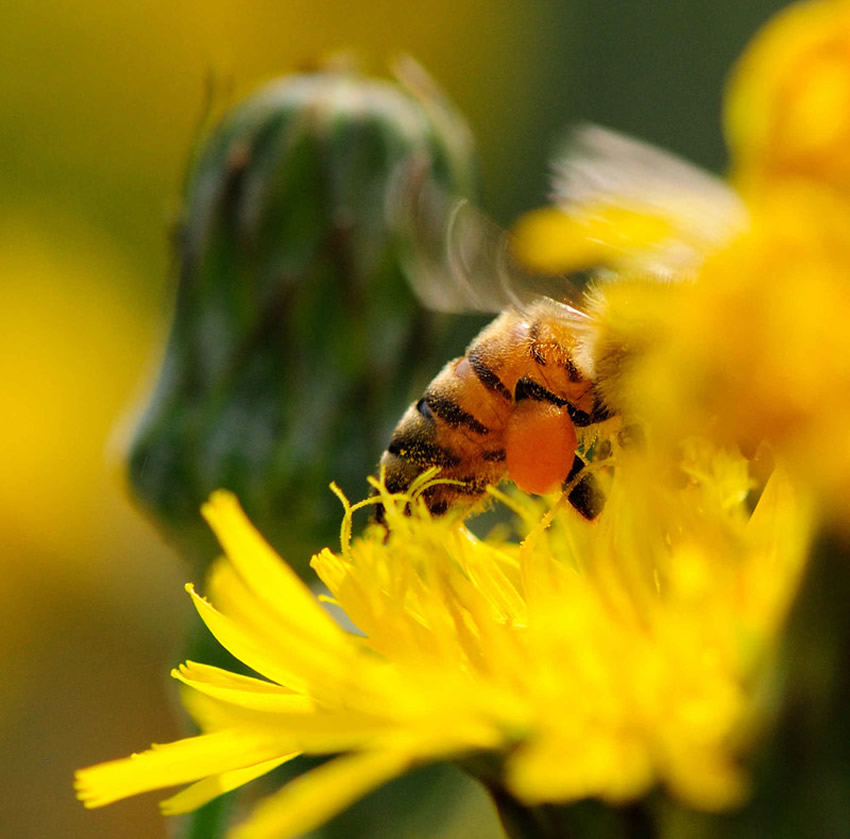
[
  {"x1": 76, "y1": 444, "x2": 812, "y2": 838},
  {"x1": 618, "y1": 183, "x2": 850, "y2": 519},
  {"x1": 0, "y1": 213, "x2": 175, "y2": 590},
  {"x1": 512, "y1": 204, "x2": 674, "y2": 275},
  {"x1": 512, "y1": 0, "x2": 850, "y2": 525},
  {"x1": 725, "y1": 0, "x2": 850, "y2": 195},
  {"x1": 0, "y1": 212, "x2": 185, "y2": 839}
]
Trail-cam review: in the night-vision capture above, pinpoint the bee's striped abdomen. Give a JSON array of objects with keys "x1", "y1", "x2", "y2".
[
  {"x1": 380, "y1": 355, "x2": 506, "y2": 514},
  {"x1": 377, "y1": 304, "x2": 618, "y2": 521}
]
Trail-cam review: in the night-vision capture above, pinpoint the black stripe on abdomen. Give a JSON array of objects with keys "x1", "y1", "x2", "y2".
[
  {"x1": 387, "y1": 433, "x2": 460, "y2": 468},
  {"x1": 514, "y1": 376, "x2": 567, "y2": 406},
  {"x1": 467, "y1": 348, "x2": 512, "y2": 401},
  {"x1": 423, "y1": 392, "x2": 490, "y2": 434}
]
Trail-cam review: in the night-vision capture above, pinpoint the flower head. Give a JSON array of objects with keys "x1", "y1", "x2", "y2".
[
  {"x1": 76, "y1": 443, "x2": 811, "y2": 838},
  {"x1": 511, "y1": 0, "x2": 850, "y2": 526},
  {"x1": 618, "y1": 182, "x2": 850, "y2": 520},
  {"x1": 725, "y1": 0, "x2": 850, "y2": 195}
]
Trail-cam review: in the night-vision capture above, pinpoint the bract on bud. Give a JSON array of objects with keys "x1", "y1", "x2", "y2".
[{"x1": 128, "y1": 61, "x2": 478, "y2": 569}]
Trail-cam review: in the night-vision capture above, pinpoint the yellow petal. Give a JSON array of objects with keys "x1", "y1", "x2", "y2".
[
  {"x1": 204, "y1": 559, "x2": 358, "y2": 701},
  {"x1": 662, "y1": 745, "x2": 748, "y2": 812},
  {"x1": 229, "y1": 750, "x2": 415, "y2": 839},
  {"x1": 187, "y1": 584, "x2": 314, "y2": 692},
  {"x1": 506, "y1": 732, "x2": 654, "y2": 805},
  {"x1": 512, "y1": 205, "x2": 673, "y2": 274},
  {"x1": 739, "y1": 465, "x2": 813, "y2": 639},
  {"x1": 201, "y1": 491, "x2": 346, "y2": 650},
  {"x1": 159, "y1": 755, "x2": 297, "y2": 815},
  {"x1": 173, "y1": 682, "x2": 405, "y2": 756},
  {"x1": 174, "y1": 660, "x2": 297, "y2": 694},
  {"x1": 75, "y1": 730, "x2": 291, "y2": 809},
  {"x1": 173, "y1": 661, "x2": 315, "y2": 714}
]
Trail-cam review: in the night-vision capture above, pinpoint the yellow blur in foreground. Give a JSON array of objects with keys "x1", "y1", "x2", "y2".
[
  {"x1": 513, "y1": 0, "x2": 850, "y2": 525},
  {"x1": 617, "y1": 182, "x2": 850, "y2": 518},
  {"x1": 76, "y1": 442, "x2": 812, "y2": 838}
]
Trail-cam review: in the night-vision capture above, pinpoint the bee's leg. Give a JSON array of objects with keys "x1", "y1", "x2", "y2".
[
  {"x1": 563, "y1": 454, "x2": 606, "y2": 520},
  {"x1": 569, "y1": 473, "x2": 606, "y2": 520},
  {"x1": 616, "y1": 422, "x2": 645, "y2": 451}
]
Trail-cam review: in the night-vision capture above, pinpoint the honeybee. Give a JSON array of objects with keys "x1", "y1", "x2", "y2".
[
  {"x1": 380, "y1": 297, "x2": 618, "y2": 519},
  {"x1": 379, "y1": 126, "x2": 746, "y2": 520}
]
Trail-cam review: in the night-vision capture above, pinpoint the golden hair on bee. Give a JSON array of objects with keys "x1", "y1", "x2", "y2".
[{"x1": 379, "y1": 298, "x2": 619, "y2": 520}]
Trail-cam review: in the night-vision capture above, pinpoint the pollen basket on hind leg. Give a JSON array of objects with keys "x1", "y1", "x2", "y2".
[{"x1": 505, "y1": 400, "x2": 577, "y2": 495}]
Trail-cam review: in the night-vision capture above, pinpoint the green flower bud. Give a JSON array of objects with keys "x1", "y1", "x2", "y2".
[{"x1": 128, "y1": 60, "x2": 479, "y2": 570}]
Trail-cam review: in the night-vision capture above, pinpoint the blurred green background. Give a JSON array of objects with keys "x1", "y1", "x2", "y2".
[{"x1": 1, "y1": 1, "x2": 790, "y2": 837}]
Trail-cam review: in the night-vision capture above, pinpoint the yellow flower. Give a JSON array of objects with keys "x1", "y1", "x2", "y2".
[
  {"x1": 617, "y1": 182, "x2": 850, "y2": 521},
  {"x1": 725, "y1": 0, "x2": 850, "y2": 195},
  {"x1": 76, "y1": 445, "x2": 811, "y2": 838},
  {"x1": 511, "y1": 0, "x2": 850, "y2": 525},
  {"x1": 74, "y1": 5, "x2": 842, "y2": 835}
]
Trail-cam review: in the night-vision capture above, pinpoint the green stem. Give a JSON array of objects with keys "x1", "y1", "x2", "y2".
[
  {"x1": 485, "y1": 784, "x2": 656, "y2": 839},
  {"x1": 181, "y1": 793, "x2": 234, "y2": 839},
  {"x1": 176, "y1": 613, "x2": 241, "y2": 839}
]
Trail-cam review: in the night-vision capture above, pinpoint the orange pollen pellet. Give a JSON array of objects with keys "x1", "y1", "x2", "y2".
[{"x1": 505, "y1": 400, "x2": 577, "y2": 495}]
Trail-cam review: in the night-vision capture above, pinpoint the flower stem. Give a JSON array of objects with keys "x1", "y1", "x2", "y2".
[
  {"x1": 181, "y1": 794, "x2": 233, "y2": 839},
  {"x1": 486, "y1": 784, "x2": 656, "y2": 839}
]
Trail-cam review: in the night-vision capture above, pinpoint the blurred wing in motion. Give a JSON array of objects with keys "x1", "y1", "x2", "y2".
[
  {"x1": 545, "y1": 124, "x2": 748, "y2": 276},
  {"x1": 389, "y1": 160, "x2": 587, "y2": 314}
]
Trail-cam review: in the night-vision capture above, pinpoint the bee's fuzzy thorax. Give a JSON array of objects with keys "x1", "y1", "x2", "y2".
[{"x1": 577, "y1": 274, "x2": 680, "y2": 418}]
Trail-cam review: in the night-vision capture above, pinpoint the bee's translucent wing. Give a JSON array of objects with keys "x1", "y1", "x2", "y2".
[
  {"x1": 551, "y1": 124, "x2": 747, "y2": 275},
  {"x1": 389, "y1": 161, "x2": 584, "y2": 314},
  {"x1": 388, "y1": 125, "x2": 740, "y2": 315}
]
